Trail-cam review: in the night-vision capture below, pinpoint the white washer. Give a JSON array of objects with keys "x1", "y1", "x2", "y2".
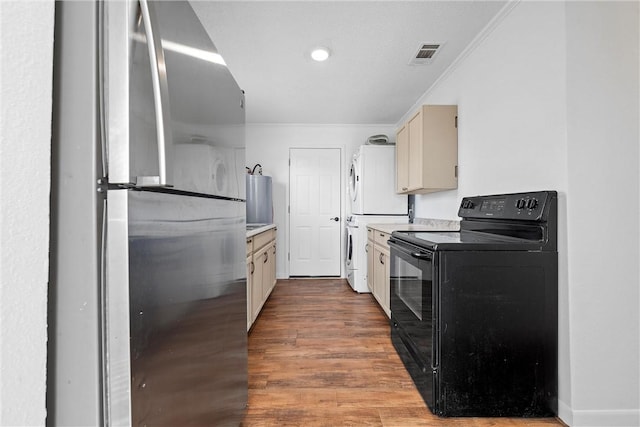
[
  {"x1": 345, "y1": 214, "x2": 408, "y2": 293},
  {"x1": 349, "y1": 145, "x2": 407, "y2": 215}
]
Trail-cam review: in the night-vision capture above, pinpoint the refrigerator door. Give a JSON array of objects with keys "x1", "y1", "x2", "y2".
[
  {"x1": 51, "y1": 2, "x2": 248, "y2": 425},
  {"x1": 48, "y1": 2, "x2": 105, "y2": 424},
  {"x1": 105, "y1": 0, "x2": 245, "y2": 198},
  {"x1": 105, "y1": 190, "x2": 248, "y2": 425}
]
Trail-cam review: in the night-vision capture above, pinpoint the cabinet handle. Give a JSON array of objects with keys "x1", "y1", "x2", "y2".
[
  {"x1": 402, "y1": 187, "x2": 408, "y2": 191},
  {"x1": 379, "y1": 233, "x2": 384, "y2": 237},
  {"x1": 379, "y1": 253, "x2": 385, "y2": 264},
  {"x1": 365, "y1": 244, "x2": 368, "y2": 253},
  {"x1": 247, "y1": 238, "x2": 252, "y2": 244},
  {"x1": 264, "y1": 251, "x2": 268, "y2": 263},
  {"x1": 250, "y1": 261, "x2": 254, "y2": 274}
]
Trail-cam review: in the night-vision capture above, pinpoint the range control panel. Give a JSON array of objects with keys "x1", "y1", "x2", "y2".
[{"x1": 458, "y1": 191, "x2": 556, "y2": 221}]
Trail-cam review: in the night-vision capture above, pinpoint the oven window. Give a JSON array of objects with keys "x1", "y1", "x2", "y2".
[{"x1": 395, "y1": 257, "x2": 423, "y2": 320}]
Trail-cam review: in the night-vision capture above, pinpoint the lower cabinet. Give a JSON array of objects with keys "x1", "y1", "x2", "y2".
[
  {"x1": 253, "y1": 241, "x2": 276, "y2": 313},
  {"x1": 367, "y1": 227, "x2": 391, "y2": 318},
  {"x1": 366, "y1": 232, "x2": 374, "y2": 293},
  {"x1": 247, "y1": 227, "x2": 277, "y2": 331}
]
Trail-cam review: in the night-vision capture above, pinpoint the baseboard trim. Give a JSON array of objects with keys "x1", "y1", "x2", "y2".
[
  {"x1": 558, "y1": 399, "x2": 573, "y2": 426},
  {"x1": 558, "y1": 400, "x2": 640, "y2": 427}
]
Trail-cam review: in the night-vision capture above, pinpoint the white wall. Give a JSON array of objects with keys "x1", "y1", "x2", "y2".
[
  {"x1": 565, "y1": 2, "x2": 639, "y2": 425},
  {"x1": 402, "y1": 2, "x2": 639, "y2": 426},
  {"x1": 246, "y1": 124, "x2": 395, "y2": 279},
  {"x1": 0, "y1": 1, "x2": 54, "y2": 425}
]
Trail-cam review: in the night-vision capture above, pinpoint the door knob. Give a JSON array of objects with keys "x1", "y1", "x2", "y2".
[{"x1": 330, "y1": 217, "x2": 339, "y2": 221}]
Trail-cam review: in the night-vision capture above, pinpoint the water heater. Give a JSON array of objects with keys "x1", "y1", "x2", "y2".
[{"x1": 246, "y1": 174, "x2": 273, "y2": 224}]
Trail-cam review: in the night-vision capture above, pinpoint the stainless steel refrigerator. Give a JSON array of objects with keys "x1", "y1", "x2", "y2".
[{"x1": 48, "y1": 1, "x2": 247, "y2": 425}]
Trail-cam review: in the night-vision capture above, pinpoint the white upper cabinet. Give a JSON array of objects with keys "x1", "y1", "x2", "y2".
[{"x1": 396, "y1": 105, "x2": 458, "y2": 194}]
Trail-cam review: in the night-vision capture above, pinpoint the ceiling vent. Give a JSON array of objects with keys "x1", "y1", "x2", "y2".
[{"x1": 409, "y1": 43, "x2": 442, "y2": 65}]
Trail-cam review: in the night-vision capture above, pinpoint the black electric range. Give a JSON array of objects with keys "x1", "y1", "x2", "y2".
[{"x1": 388, "y1": 191, "x2": 558, "y2": 417}]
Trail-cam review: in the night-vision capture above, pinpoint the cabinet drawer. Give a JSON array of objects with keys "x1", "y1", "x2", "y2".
[
  {"x1": 253, "y1": 228, "x2": 275, "y2": 251},
  {"x1": 367, "y1": 227, "x2": 374, "y2": 241},
  {"x1": 374, "y1": 230, "x2": 391, "y2": 248}
]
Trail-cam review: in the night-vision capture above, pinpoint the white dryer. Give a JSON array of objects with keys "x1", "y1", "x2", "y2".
[
  {"x1": 349, "y1": 145, "x2": 407, "y2": 215},
  {"x1": 345, "y1": 214, "x2": 408, "y2": 293}
]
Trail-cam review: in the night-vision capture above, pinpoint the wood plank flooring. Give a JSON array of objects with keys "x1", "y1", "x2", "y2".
[{"x1": 241, "y1": 278, "x2": 565, "y2": 427}]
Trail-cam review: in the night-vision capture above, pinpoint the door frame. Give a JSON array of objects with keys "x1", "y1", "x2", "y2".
[{"x1": 287, "y1": 147, "x2": 344, "y2": 278}]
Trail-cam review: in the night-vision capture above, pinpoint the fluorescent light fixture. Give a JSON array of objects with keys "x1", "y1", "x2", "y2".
[
  {"x1": 310, "y1": 47, "x2": 330, "y2": 62},
  {"x1": 132, "y1": 32, "x2": 227, "y2": 66}
]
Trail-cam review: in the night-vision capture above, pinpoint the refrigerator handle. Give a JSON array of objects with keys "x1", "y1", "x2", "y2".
[{"x1": 137, "y1": 0, "x2": 173, "y2": 188}]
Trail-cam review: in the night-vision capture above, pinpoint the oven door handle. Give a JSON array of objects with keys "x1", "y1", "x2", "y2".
[
  {"x1": 411, "y1": 252, "x2": 432, "y2": 260},
  {"x1": 389, "y1": 239, "x2": 433, "y2": 261}
]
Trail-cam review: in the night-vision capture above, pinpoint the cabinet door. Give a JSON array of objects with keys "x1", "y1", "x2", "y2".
[
  {"x1": 366, "y1": 239, "x2": 374, "y2": 292},
  {"x1": 422, "y1": 105, "x2": 458, "y2": 190},
  {"x1": 247, "y1": 255, "x2": 252, "y2": 330},
  {"x1": 264, "y1": 242, "x2": 276, "y2": 297},
  {"x1": 382, "y1": 247, "x2": 391, "y2": 318},
  {"x1": 261, "y1": 243, "x2": 274, "y2": 301},
  {"x1": 372, "y1": 243, "x2": 391, "y2": 318},
  {"x1": 396, "y1": 125, "x2": 409, "y2": 193},
  {"x1": 252, "y1": 250, "x2": 265, "y2": 322},
  {"x1": 373, "y1": 244, "x2": 385, "y2": 305},
  {"x1": 407, "y1": 109, "x2": 423, "y2": 191}
]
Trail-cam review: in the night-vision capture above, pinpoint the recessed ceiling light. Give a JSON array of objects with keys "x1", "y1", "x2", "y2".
[{"x1": 310, "y1": 47, "x2": 330, "y2": 62}]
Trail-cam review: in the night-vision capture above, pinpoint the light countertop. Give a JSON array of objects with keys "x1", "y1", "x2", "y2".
[
  {"x1": 367, "y1": 219, "x2": 459, "y2": 234},
  {"x1": 246, "y1": 223, "x2": 276, "y2": 238}
]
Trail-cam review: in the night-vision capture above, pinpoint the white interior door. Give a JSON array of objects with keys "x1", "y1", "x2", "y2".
[{"x1": 289, "y1": 148, "x2": 341, "y2": 276}]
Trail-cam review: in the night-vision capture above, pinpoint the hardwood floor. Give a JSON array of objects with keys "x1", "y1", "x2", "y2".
[{"x1": 241, "y1": 278, "x2": 565, "y2": 427}]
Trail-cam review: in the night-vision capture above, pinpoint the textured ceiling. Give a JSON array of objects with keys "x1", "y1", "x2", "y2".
[{"x1": 192, "y1": 1, "x2": 507, "y2": 125}]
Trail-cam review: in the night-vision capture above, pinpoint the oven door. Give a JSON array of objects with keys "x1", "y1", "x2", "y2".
[{"x1": 388, "y1": 238, "x2": 438, "y2": 410}]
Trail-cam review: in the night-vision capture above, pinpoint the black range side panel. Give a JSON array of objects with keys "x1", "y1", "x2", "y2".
[{"x1": 436, "y1": 250, "x2": 558, "y2": 417}]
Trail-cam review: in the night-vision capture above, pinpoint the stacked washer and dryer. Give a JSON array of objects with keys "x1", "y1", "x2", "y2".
[{"x1": 346, "y1": 144, "x2": 408, "y2": 293}]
